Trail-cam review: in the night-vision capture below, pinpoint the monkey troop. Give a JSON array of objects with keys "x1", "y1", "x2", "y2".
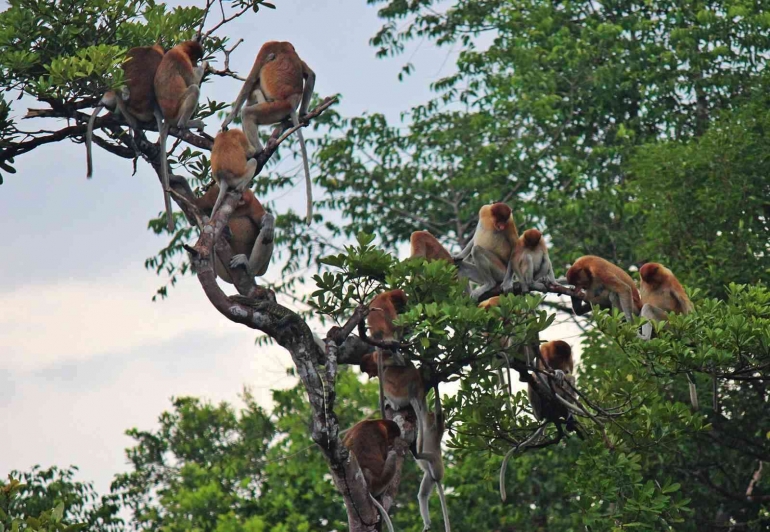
[{"x1": 221, "y1": 41, "x2": 316, "y2": 224}]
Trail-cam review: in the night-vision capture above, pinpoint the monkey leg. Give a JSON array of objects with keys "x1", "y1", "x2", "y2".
[
  {"x1": 175, "y1": 85, "x2": 201, "y2": 129},
  {"x1": 231, "y1": 212, "x2": 275, "y2": 277},
  {"x1": 469, "y1": 246, "x2": 507, "y2": 300},
  {"x1": 571, "y1": 296, "x2": 592, "y2": 316},
  {"x1": 371, "y1": 450, "x2": 399, "y2": 496},
  {"x1": 241, "y1": 99, "x2": 295, "y2": 153},
  {"x1": 609, "y1": 285, "x2": 636, "y2": 321},
  {"x1": 638, "y1": 303, "x2": 668, "y2": 340},
  {"x1": 417, "y1": 469, "x2": 435, "y2": 530},
  {"x1": 518, "y1": 255, "x2": 535, "y2": 293}
]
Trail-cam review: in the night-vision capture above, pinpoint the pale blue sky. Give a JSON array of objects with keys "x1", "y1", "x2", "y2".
[{"x1": 0, "y1": 0, "x2": 581, "y2": 499}]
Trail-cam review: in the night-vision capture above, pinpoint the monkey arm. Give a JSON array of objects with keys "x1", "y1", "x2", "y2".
[
  {"x1": 453, "y1": 238, "x2": 474, "y2": 261},
  {"x1": 500, "y1": 256, "x2": 516, "y2": 293},
  {"x1": 241, "y1": 212, "x2": 274, "y2": 277},
  {"x1": 370, "y1": 450, "x2": 399, "y2": 496},
  {"x1": 570, "y1": 296, "x2": 592, "y2": 316},
  {"x1": 300, "y1": 61, "x2": 316, "y2": 117},
  {"x1": 222, "y1": 57, "x2": 267, "y2": 129}
]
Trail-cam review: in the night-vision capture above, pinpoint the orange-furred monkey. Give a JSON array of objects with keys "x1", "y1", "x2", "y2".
[
  {"x1": 638, "y1": 262, "x2": 693, "y2": 340},
  {"x1": 209, "y1": 128, "x2": 258, "y2": 219},
  {"x1": 343, "y1": 419, "x2": 402, "y2": 532},
  {"x1": 410, "y1": 230, "x2": 453, "y2": 262},
  {"x1": 566, "y1": 255, "x2": 641, "y2": 321},
  {"x1": 154, "y1": 40, "x2": 207, "y2": 231},
  {"x1": 512, "y1": 229, "x2": 556, "y2": 293},
  {"x1": 86, "y1": 44, "x2": 164, "y2": 178},
  {"x1": 454, "y1": 203, "x2": 519, "y2": 300},
  {"x1": 220, "y1": 41, "x2": 315, "y2": 224},
  {"x1": 190, "y1": 183, "x2": 274, "y2": 281},
  {"x1": 639, "y1": 262, "x2": 697, "y2": 408}
]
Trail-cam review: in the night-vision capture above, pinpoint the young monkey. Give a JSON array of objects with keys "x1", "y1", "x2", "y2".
[
  {"x1": 512, "y1": 229, "x2": 556, "y2": 293},
  {"x1": 209, "y1": 128, "x2": 258, "y2": 219},
  {"x1": 454, "y1": 203, "x2": 519, "y2": 300},
  {"x1": 221, "y1": 41, "x2": 316, "y2": 224},
  {"x1": 154, "y1": 40, "x2": 208, "y2": 231},
  {"x1": 343, "y1": 419, "x2": 402, "y2": 532},
  {"x1": 86, "y1": 44, "x2": 164, "y2": 178},
  {"x1": 566, "y1": 255, "x2": 642, "y2": 321}
]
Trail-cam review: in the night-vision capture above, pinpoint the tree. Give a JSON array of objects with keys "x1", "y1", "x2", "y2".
[
  {"x1": 0, "y1": 466, "x2": 122, "y2": 532},
  {"x1": 2, "y1": 0, "x2": 769, "y2": 530}
]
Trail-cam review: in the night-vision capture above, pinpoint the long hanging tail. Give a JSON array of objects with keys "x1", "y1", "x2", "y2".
[
  {"x1": 437, "y1": 482, "x2": 451, "y2": 532},
  {"x1": 291, "y1": 110, "x2": 313, "y2": 225},
  {"x1": 86, "y1": 103, "x2": 105, "y2": 178},
  {"x1": 156, "y1": 117, "x2": 174, "y2": 232},
  {"x1": 499, "y1": 425, "x2": 545, "y2": 502},
  {"x1": 368, "y1": 494, "x2": 394, "y2": 532}
]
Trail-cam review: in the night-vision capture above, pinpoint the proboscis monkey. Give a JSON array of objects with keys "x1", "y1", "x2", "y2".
[
  {"x1": 415, "y1": 391, "x2": 451, "y2": 532},
  {"x1": 86, "y1": 44, "x2": 164, "y2": 178},
  {"x1": 512, "y1": 229, "x2": 556, "y2": 293},
  {"x1": 410, "y1": 230, "x2": 453, "y2": 262},
  {"x1": 566, "y1": 255, "x2": 641, "y2": 321},
  {"x1": 501, "y1": 340, "x2": 580, "y2": 502},
  {"x1": 220, "y1": 41, "x2": 316, "y2": 224},
  {"x1": 209, "y1": 128, "x2": 258, "y2": 219},
  {"x1": 639, "y1": 262, "x2": 697, "y2": 408},
  {"x1": 343, "y1": 419, "x2": 402, "y2": 532},
  {"x1": 638, "y1": 262, "x2": 693, "y2": 340},
  {"x1": 360, "y1": 351, "x2": 428, "y2": 438},
  {"x1": 454, "y1": 203, "x2": 519, "y2": 300},
  {"x1": 154, "y1": 40, "x2": 208, "y2": 231},
  {"x1": 191, "y1": 183, "x2": 275, "y2": 281}
]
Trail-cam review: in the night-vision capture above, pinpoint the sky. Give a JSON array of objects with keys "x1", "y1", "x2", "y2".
[{"x1": 0, "y1": 0, "x2": 581, "y2": 498}]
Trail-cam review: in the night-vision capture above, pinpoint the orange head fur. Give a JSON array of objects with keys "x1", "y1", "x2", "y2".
[
  {"x1": 360, "y1": 352, "x2": 380, "y2": 379},
  {"x1": 367, "y1": 290, "x2": 408, "y2": 341},
  {"x1": 540, "y1": 340, "x2": 573, "y2": 373},
  {"x1": 178, "y1": 40, "x2": 204, "y2": 63},
  {"x1": 489, "y1": 203, "x2": 513, "y2": 231},
  {"x1": 566, "y1": 261, "x2": 591, "y2": 289},
  {"x1": 639, "y1": 262, "x2": 664, "y2": 285},
  {"x1": 522, "y1": 229, "x2": 543, "y2": 248}
]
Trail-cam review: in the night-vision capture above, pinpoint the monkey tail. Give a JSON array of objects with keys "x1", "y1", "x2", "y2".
[
  {"x1": 157, "y1": 117, "x2": 174, "y2": 232},
  {"x1": 437, "y1": 482, "x2": 451, "y2": 532},
  {"x1": 499, "y1": 425, "x2": 545, "y2": 502},
  {"x1": 86, "y1": 102, "x2": 105, "y2": 178},
  {"x1": 292, "y1": 110, "x2": 313, "y2": 225},
  {"x1": 368, "y1": 494, "x2": 394, "y2": 532}
]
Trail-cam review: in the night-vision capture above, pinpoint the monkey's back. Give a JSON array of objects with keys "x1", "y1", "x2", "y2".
[
  {"x1": 211, "y1": 129, "x2": 251, "y2": 184},
  {"x1": 154, "y1": 48, "x2": 194, "y2": 121},
  {"x1": 343, "y1": 422, "x2": 389, "y2": 477},
  {"x1": 257, "y1": 42, "x2": 305, "y2": 103},
  {"x1": 124, "y1": 45, "x2": 164, "y2": 122},
  {"x1": 641, "y1": 280, "x2": 693, "y2": 314}
]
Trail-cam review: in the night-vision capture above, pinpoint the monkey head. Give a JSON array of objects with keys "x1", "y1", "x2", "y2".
[
  {"x1": 539, "y1": 340, "x2": 573, "y2": 373},
  {"x1": 522, "y1": 228, "x2": 543, "y2": 248},
  {"x1": 566, "y1": 262, "x2": 591, "y2": 289},
  {"x1": 639, "y1": 262, "x2": 664, "y2": 285},
  {"x1": 489, "y1": 202, "x2": 513, "y2": 231},
  {"x1": 180, "y1": 40, "x2": 204, "y2": 62}
]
